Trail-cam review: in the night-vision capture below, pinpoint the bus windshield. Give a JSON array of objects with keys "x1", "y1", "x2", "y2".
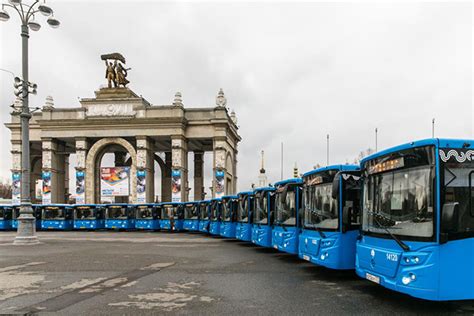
[
  {"x1": 199, "y1": 203, "x2": 209, "y2": 220},
  {"x1": 107, "y1": 206, "x2": 127, "y2": 219},
  {"x1": 211, "y1": 201, "x2": 220, "y2": 221},
  {"x1": 238, "y1": 195, "x2": 249, "y2": 223},
  {"x1": 362, "y1": 146, "x2": 435, "y2": 239},
  {"x1": 43, "y1": 207, "x2": 65, "y2": 220},
  {"x1": 304, "y1": 183, "x2": 338, "y2": 230},
  {"x1": 75, "y1": 206, "x2": 95, "y2": 219},
  {"x1": 162, "y1": 205, "x2": 177, "y2": 219},
  {"x1": 184, "y1": 204, "x2": 197, "y2": 219},
  {"x1": 136, "y1": 205, "x2": 154, "y2": 219},
  {"x1": 222, "y1": 199, "x2": 232, "y2": 221},
  {"x1": 276, "y1": 185, "x2": 297, "y2": 226},
  {"x1": 254, "y1": 191, "x2": 269, "y2": 224}
]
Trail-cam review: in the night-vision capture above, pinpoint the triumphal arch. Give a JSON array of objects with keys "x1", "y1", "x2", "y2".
[{"x1": 6, "y1": 53, "x2": 241, "y2": 204}]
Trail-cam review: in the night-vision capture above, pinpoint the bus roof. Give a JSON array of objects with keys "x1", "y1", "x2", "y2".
[
  {"x1": 221, "y1": 195, "x2": 238, "y2": 199},
  {"x1": 253, "y1": 187, "x2": 275, "y2": 193},
  {"x1": 237, "y1": 191, "x2": 254, "y2": 196},
  {"x1": 159, "y1": 202, "x2": 181, "y2": 206},
  {"x1": 103, "y1": 203, "x2": 129, "y2": 206},
  {"x1": 274, "y1": 178, "x2": 302, "y2": 187},
  {"x1": 361, "y1": 138, "x2": 474, "y2": 165},
  {"x1": 37, "y1": 204, "x2": 70, "y2": 207},
  {"x1": 303, "y1": 164, "x2": 359, "y2": 178}
]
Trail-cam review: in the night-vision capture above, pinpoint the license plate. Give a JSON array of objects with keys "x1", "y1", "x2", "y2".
[
  {"x1": 303, "y1": 255, "x2": 310, "y2": 261},
  {"x1": 112, "y1": 226, "x2": 116, "y2": 229},
  {"x1": 80, "y1": 227, "x2": 85, "y2": 229},
  {"x1": 366, "y1": 273, "x2": 380, "y2": 284}
]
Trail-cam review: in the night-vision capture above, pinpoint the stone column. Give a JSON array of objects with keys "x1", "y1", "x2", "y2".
[
  {"x1": 161, "y1": 152, "x2": 172, "y2": 202},
  {"x1": 193, "y1": 151, "x2": 204, "y2": 201},
  {"x1": 136, "y1": 136, "x2": 154, "y2": 203},
  {"x1": 75, "y1": 138, "x2": 89, "y2": 204},
  {"x1": 171, "y1": 135, "x2": 188, "y2": 202},
  {"x1": 212, "y1": 138, "x2": 227, "y2": 198},
  {"x1": 42, "y1": 138, "x2": 66, "y2": 204}
]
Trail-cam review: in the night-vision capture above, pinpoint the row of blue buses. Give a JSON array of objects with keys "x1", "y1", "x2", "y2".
[{"x1": 1, "y1": 139, "x2": 472, "y2": 301}]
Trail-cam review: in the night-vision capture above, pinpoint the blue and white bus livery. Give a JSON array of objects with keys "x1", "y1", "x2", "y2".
[
  {"x1": 183, "y1": 202, "x2": 199, "y2": 231},
  {"x1": 104, "y1": 204, "x2": 135, "y2": 230},
  {"x1": 0, "y1": 205, "x2": 13, "y2": 230},
  {"x1": 209, "y1": 198, "x2": 222, "y2": 235},
  {"x1": 160, "y1": 202, "x2": 184, "y2": 231},
  {"x1": 12, "y1": 205, "x2": 42, "y2": 230},
  {"x1": 73, "y1": 204, "x2": 105, "y2": 230},
  {"x1": 235, "y1": 191, "x2": 254, "y2": 241},
  {"x1": 198, "y1": 200, "x2": 211, "y2": 233},
  {"x1": 272, "y1": 178, "x2": 303, "y2": 254},
  {"x1": 252, "y1": 187, "x2": 275, "y2": 247},
  {"x1": 356, "y1": 138, "x2": 474, "y2": 301},
  {"x1": 220, "y1": 195, "x2": 239, "y2": 238},
  {"x1": 40, "y1": 204, "x2": 73, "y2": 230},
  {"x1": 134, "y1": 204, "x2": 160, "y2": 230},
  {"x1": 298, "y1": 165, "x2": 361, "y2": 269}
]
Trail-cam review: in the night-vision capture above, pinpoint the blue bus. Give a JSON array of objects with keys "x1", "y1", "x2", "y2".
[
  {"x1": 356, "y1": 138, "x2": 474, "y2": 301},
  {"x1": 135, "y1": 204, "x2": 161, "y2": 230},
  {"x1": 252, "y1": 187, "x2": 276, "y2": 247},
  {"x1": 104, "y1": 204, "x2": 135, "y2": 230},
  {"x1": 183, "y1": 202, "x2": 199, "y2": 231},
  {"x1": 198, "y1": 200, "x2": 211, "y2": 233},
  {"x1": 40, "y1": 204, "x2": 74, "y2": 230},
  {"x1": 209, "y1": 198, "x2": 222, "y2": 235},
  {"x1": 12, "y1": 205, "x2": 42, "y2": 230},
  {"x1": 73, "y1": 204, "x2": 105, "y2": 230},
  {"x1": 220, "y1": 195, "x2": 239, "y2": 238},
  {"x1": 298, "y1": 165, "x2": 361, "y2": 269},
  {"x1": 160, "y1": 202, "x2": 184, "y2": 231},
  {"x1": 272, "y1": 178, "x2": 303, "y2": 254},
  {"x1": 236, "y1": 191, "x2": 254, "y2": 241},
  {"x1": 0, "y1": 205, "x2": 13, "y2": 230}
]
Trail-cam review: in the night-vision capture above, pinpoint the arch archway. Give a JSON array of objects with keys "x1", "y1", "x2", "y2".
[{"x1": 85, "y1": 138, "x2": 137, "y2": 204}]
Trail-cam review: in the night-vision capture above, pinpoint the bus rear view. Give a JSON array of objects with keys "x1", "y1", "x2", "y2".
[{"x1": 356, "y1": 138, "x2": 474, "y2": 301}]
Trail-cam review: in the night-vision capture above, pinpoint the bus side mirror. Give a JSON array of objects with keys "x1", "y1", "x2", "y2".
[
  {"x1": 331, "y1": 173, "x2": 341, "y2": 200},
  {"x1": 442, "y1": 202, "x2": 459, "y2": 233}
]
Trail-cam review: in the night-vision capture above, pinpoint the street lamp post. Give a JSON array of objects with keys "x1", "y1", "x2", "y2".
[{"x1": 0, "y1": 0, "x2": 60, "y2": 244}]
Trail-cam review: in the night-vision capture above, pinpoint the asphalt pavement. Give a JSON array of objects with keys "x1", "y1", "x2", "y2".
[{"x1": 0, "y1": 231, "x2": 472, "y2": 315}]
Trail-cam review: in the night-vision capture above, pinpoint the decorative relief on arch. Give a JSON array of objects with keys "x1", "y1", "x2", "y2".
[{"x1": 214, "y1": 149, "x2": 226, "y2": 169}]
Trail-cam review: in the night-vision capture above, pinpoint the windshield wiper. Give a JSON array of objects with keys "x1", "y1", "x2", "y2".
[
  {"x1": 369, "y1": 211, "x2": 409, "y2": 251},
  {"x1": 315, "y1": 226, "x2": 326, "y2": 238}
]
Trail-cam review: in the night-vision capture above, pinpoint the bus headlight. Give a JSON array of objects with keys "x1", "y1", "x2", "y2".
[
  {"x1": 402, "y1": 273, "x2": 416, "y2": 285},
  {"x1": 401, "y1": 253, "x2": 428, "y2": 266}
]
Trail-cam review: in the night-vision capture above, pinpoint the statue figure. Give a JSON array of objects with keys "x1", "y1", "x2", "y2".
[
  {"x1": 100, "y1": 53, "x2": 131, "y2": 88},
  {"x1": 105, "y1": 61, "x2": 116, "y2": 88},
  {"x1": 115, "y1": 62, "x2": 130, "y2": 87}
]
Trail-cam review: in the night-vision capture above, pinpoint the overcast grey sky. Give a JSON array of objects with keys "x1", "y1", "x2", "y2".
[{"x1": 0, "y1": 1, "x2": 472, "y2": 196}]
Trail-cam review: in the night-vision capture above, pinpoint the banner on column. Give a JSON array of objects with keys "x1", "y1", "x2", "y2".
[
  {"x1": 35, "y1": 180, "x2": 43, "y2": 200},
  {"x1": 215, "y1": 170, "x2": 225, "y2": 198},
  {"x1": 171, "y1": 169, "x2": 181, "y2": 202},
  {"x1": 100, "y1": 167, "x2": 130, "y2": 197},
  {"x1": 76, "y1": 170, "x2": 85, "y2": 204},
  {"x1": 42, "y1": 171, "x2": 52, "y2": 204},
  {"x1": 137, "y1": 169, "x2": 146, "y2": 203},
  {"x1": 12, "y1": 172, "x2": 21, "y2": 205}
]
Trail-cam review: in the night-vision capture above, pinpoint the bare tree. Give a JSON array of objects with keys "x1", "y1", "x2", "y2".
[{"x1": 0, "y1": 181, "x2": 12, "y2": 200}]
